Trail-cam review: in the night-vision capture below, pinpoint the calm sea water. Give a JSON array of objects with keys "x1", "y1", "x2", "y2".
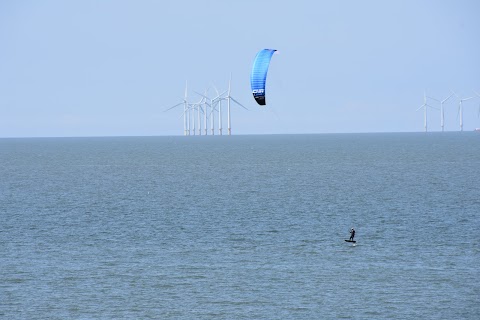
[{"x1": 1, "y1": 133, "x2": 479, "y2": 319}]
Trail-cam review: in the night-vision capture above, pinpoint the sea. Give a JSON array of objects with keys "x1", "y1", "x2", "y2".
[{"x1": 1, "y1": 133, "x2": 479, "y2": 319}]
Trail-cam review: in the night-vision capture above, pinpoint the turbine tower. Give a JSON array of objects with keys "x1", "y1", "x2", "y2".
[
  {"x1": 218, "y1": 95, "x2": 223, "y2": 135},
  {"x1": 189, "y1": 97, "x2": 203, "y2": 136},
  {"x1": 211, "y1": 85, "x2": 227, "y2": 135},
  {"x1": 225, "y1": 74, "x2": 247, "y2": 135},
  {"x1": 416, "y1": 90, "x2": 436, "y2": 132},
  {"x1": 188, "y1": 103, "x2": 194, "y2": 136},
  {"x1": 209, "y1": 86, "x2": 226, "y2": 135},
  {"x1": 185, "y1": 101, "x2": 193, "y2": 136},
  {"x1": 197, "y1": 95, "x2": 206, "y2": 135},
  {"x1": 203, "y1": 96, "x2": 210, "y2": 135},
  {"x1": 210, "y1": 95, "x2": 216, "y2": 135},
  {"x1": 428, "y1": 92, "x2": 454, "y2": 132},
  {"x1": 453, "y1": 92, "x2": 474, "y2": 131}
]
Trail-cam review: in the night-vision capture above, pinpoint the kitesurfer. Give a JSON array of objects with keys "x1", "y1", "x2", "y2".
[{"x1": 349, "y1": 228, "x2": 355, "y2": 241}]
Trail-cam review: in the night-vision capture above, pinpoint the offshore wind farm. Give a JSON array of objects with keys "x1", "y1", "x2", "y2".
[
  {"x1": 167, "y1": 85, "x2": 480, "y2": 136},
  {"x1": 165, "y1": 75, "x2": 246, "y2": 136},
  {"x1": 419, "y1": 90, "x2": 480, "y2": 132}
]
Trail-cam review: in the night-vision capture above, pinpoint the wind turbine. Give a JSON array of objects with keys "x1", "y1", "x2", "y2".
[
  {"x1": 207, "y1": 85, "x2": 227, "y2": 135},
  {"x1": 416, "y1": 90, "x2": 436, "y2": 132},
  {"x1": 187, "y1": 103, "x2": 192, "y2": 136},
  {"x1": 165, "y1": 81, "x2": 188, "y2": 136},
  {"x1": 225, "y1": 74, "x2": 247, "y2": 135},
  {"x1": 453, "y1": 92, "x2": 474, "y2": 131},
  {"x1": 203, "y1": 94, "x2": 210, "y2": 135},
  {"x1": 196, "y1": 94, "x2": 207, "y2": 136},
  {"x1": 218, "y1": 89, "x2": 223, "y2": 136},
  {"x1": 428, "y1": 92, "x2": 454, "y2": 132},
  {"x1": 211, "y1": 84, "x2": 227, "y2": 135},
  {"x1": 210, "y1": 93, "x2": 216, "y2": 135}
]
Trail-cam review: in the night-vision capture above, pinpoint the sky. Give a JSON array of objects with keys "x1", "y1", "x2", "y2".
[{"x1": 1, "y1": 0, "x2": 480, "y2": 137}]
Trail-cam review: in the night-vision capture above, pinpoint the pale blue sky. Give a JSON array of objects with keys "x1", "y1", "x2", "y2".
[{"x1": 1, "y1": 0, "x2": 479, "y2": 137}]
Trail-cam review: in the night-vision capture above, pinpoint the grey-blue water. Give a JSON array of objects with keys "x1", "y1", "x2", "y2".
[{"x1": 1, "y1": 133, "x2": 479, "y2": 319}]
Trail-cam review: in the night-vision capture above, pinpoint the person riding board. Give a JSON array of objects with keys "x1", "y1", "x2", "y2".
[{"x1": 349, "y1": 227, "x2": 355, "y2": 241}]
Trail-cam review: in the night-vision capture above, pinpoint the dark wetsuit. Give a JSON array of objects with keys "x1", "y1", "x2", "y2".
[{"x1": 349, "y1": 229, "x2": 355, "y2": 241}]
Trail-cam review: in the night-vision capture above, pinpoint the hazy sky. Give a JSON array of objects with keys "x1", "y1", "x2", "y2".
[{"x1": 1, "y1": 0, "x2": 479, "y2": 137}]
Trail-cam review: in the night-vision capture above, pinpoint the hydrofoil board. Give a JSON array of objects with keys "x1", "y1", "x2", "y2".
[{"x1": 345, "y1": 240, "x2": 356, "y2": 243}]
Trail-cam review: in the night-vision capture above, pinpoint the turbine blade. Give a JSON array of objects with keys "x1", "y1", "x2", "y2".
[
  {"x1": 212, "y1": 94, "x2": 227, "y2": 102},
  {"x1": 212, "y1": 82, "x2": 219, "y2": 96},
  {"x1": 230, "y1": 97, "x2": 248, "y2": 110},
  {"x1": 164, "y1": 102, "x2": 183, "y2": 112},
  {"x1": 416, "y1": 104, "x2": 425, "y2": 112},
  {"x1": 208, "y1": 106, "x2": 218, "y2": 116},
  {"x1": 177, "y1": 109, "x2": 187, "y2": 120},
  {"x1": 194, "y1": 90, "x2": 209, "y2": 100},
  {"x1": 442, "y1": 93, "x2": 454, "y2": 103}
]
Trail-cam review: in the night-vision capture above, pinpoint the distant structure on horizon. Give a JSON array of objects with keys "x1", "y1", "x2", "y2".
[
  {"x1": 165, "y1": 75, "x2": 247, "y2": 136},
  {"x1": 419, "y1": 90, "x2": 479, "y2": 132}
]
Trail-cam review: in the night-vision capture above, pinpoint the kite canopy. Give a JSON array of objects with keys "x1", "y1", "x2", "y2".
[{"x1": 250, "y1": 49, "x2": 277, "y2": 105}]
